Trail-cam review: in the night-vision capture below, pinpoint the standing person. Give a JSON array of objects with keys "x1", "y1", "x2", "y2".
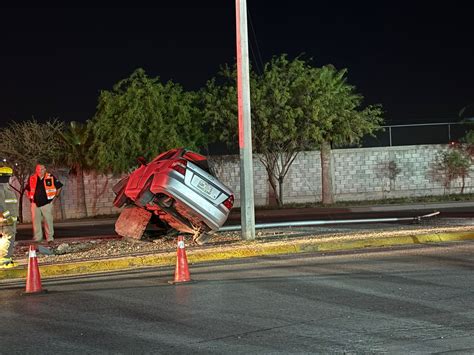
[
  {"x1": 26, "y1": 164, "x2": 63, "y2": 243},
  {"x1": 0, "y1": 166, "x2": 19, "y2": 268}
]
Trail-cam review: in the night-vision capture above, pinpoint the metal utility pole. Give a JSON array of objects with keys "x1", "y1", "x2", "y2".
[{"x1": 235, "y1": 0, "x2": 255, "y2": 240}]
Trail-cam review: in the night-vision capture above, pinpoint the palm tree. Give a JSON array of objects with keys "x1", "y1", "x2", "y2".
[{"x1": 58, "y1": 121, "x2": 92, "y2": 218}]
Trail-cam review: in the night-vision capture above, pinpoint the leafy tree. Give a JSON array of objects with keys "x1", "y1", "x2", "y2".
[
  {"x1": 458, "y1": 104, "x2": 474, "y2": 159},
  {"x1": 0, "y1": 119, "x2": 64, "y2": 221},
  {"x1": 199, "y1": 64, "x2": 244, "y2": 151},
  {"x1": 460, "y1": 129, "x2": 474, "y2": 159},
  {"x1": 307, "y1": 64, "x2": 384, "y2": 204},
  {"x1": 89, "y1": 68, "x2": 206, "y2": 173},
  {"x1": 463, "y1": 129, "x2": 474, "y2": 144},
  {"x1": 251, "y1": 56, "x2": 316, "y2": 206},
  {"x1": 436, "y1": 148, "x2": 471, "y2": 193},
  {"x1": 57, "y1": 121, "x2": 93, "y2": 217},
  {"x1": 202, "y1": 55, "x2": 383, "y2": 206},
  {"x1": 201, "y1": 58, "x2": 316, "y2": 206}
]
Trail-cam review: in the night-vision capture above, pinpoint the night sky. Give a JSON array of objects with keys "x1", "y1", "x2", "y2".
[{"x1": 1, "y1": 3, "x2": 473, "y2": 127}]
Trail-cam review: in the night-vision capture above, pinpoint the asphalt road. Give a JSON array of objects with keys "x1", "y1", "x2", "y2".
[
  {"x1": 1, "y1": 242, "x2": 473, "y2": 353},
  {"x1": 15, "y1": 205, "x2": 474, "y2": 241}
]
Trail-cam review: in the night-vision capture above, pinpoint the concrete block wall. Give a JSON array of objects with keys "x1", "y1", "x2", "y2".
[
  {"x1": 17, "y1": 144, "x2": 473, "y2": 222},
  {"x1": 267, "y1": 151, "x2": 322, "y2": 204},
  {"x1": 332, "y1": 145, "x2": 473, "y2": 201},
  {"x1": 209, "y1": 155, "x2": 270, "y2": 206}
]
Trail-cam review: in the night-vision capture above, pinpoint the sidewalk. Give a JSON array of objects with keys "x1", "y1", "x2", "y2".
[{"x1": 2, "y1": 201, "x2": 473, "y2": 282}]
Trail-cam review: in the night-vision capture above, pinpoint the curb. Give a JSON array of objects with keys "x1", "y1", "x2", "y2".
[{"x1": 1, "y1": 231, "x2": 473, "y2": 281}]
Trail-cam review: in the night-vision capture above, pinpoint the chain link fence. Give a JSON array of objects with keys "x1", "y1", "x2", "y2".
[{"x1": 361, "y1": 122, "x2": 471, "y2": 147}]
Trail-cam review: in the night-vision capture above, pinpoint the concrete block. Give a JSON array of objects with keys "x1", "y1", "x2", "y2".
[{"x1": 115, "y1": 206, "x2": 151, "y2": 239}]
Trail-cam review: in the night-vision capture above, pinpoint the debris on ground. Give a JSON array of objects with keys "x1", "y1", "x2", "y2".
[{"x1": 12, "y1": 218, "x2": 473, "y2": 264}]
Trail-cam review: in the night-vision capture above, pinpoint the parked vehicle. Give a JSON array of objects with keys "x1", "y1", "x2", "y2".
[{"x1": 112, "y1": 148, "x2": 234, "y2": 244}]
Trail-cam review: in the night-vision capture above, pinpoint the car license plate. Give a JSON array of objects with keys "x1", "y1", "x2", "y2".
[{"x1": 191, "y1": 176, "x2": 219, "y2": 200}]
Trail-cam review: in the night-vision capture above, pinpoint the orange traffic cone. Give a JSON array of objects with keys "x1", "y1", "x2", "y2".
[
  {"x1": 170, "y1": 235, "x2": 191, "y2": 284},
  {"x1": 24, "y1": 245, "x2": 47, "y2": 295}
]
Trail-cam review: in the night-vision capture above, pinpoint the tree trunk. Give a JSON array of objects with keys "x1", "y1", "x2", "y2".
[
  {"x1": 278, "y1": 176, "x2": 284, "y2": 207},
  {"x1": 266, "y1": 171, "x2": 282, "y2": 207},
  {"x1": 267, "y1": 180, "x2": 278, "y2": 206},
  {"x1": 76, "y1": 168, "x2": 88, "y2": 217},
  {"x1": 320, "y1": 141, "x2": 334, "y2": 204},
  {"x1": 18, "y1": 190, "x2": 25, "y2": 223},
  {"x1": 91, "y1": 174, "x2": 110, "y2": 215}
]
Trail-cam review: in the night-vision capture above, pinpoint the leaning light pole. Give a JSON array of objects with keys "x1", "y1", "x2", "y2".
[{"x1": 235, "y1": 0, "x2": 255, "y2": 240}]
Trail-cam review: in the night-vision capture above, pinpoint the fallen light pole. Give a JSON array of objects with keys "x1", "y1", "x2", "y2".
[{"x1": 218, "y1": 211, "x2": 440, "y2": 232}]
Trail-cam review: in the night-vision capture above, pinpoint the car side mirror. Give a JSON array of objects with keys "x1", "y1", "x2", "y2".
[{"x1": 137, "y1": 156, "x2": 147, "y2": 166}]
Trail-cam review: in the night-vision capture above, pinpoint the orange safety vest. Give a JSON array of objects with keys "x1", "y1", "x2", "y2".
[{"x1": 28, "y1": 173, "x2": 58, "y2": 201}]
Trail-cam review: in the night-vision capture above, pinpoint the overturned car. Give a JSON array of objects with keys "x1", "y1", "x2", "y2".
[{"x1": 112, "y1": 148, "x2": 234, "y2": 244}]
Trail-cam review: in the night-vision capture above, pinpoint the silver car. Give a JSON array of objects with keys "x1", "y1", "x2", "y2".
[{"x1": 113, "y1": 148, "x2": 234, "y2": 243}]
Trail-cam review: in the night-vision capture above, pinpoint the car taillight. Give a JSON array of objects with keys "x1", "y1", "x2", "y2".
[
  {"x1": 171, "y1": 159, "x2": 187, "y2": 175},
  {"x1": 223, "y1": 194, "x2": 234, "y2": 210}
]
